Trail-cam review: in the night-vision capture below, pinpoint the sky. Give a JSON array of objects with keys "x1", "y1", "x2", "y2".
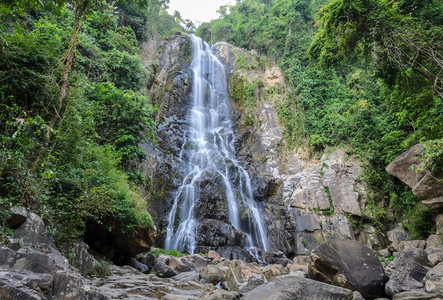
[{"x1": 167, "y1": 0, "x2": 233, "y2": 25}]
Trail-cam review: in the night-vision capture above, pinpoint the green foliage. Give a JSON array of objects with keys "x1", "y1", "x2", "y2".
[
  {"x1": 419, "y1": 139, "x2": 443, "y2": 175},
  {"x1": 0, "y1": 15, "x2": 66, "y2": 115},
  {"x1": 403, "y1": 204, "x2": 436, "y2": 239},
  {"x1": 387, "y1": 188, "x2": 435, "y2": 239},
  {"x1": 323, "y1": 186, "x2": 334, "y2": 215},
  {"x1": 379, "y1": 254, "x2": 396, "y2": 267},
  {"x1": 0, "y1": 104, "x2": 51, "y2": 207},
  {"x1": 0, "y1": 198, "x2": 13, "y2": 232},
  {"x1": 89, "y1": 260, "x2": 113, "y2": 278},
  {"x1": 84, "y1": 82, "x2": 156, "y2": 170},
  {"x1": 0, "y1": 1, "x2": 158, "y2": 246},
  {"x1": 149, "y1": 248, "x2": 187, "y2": 257}
]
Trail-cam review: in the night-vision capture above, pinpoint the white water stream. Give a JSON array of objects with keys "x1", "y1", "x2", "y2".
[{"x1": 164, "y1": 35, "x2": 268, "y2": 255}]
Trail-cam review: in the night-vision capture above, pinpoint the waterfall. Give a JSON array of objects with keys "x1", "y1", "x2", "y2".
[{"x1": 165, "y1": 34, "x2": 268, "y2": 254}]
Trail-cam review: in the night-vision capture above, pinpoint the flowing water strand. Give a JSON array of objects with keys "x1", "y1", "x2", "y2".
[{"x1": 165, "y1": 34, "x2": 268, "y2": 253}]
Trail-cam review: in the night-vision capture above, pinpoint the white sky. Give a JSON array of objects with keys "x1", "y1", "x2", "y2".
[{"x1": 167, "y1": 0, "x2": 233, "y2": 25}]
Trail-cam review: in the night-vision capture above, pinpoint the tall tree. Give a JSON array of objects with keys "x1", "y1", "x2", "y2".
[{"x1": 49, "y1": 0, "x2": 91, "y2": 133}]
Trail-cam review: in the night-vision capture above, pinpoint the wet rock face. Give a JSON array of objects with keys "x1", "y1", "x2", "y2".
[
  {"x1": 308, "y1": 239, "x2": 388, "y2": 299},
  {"x1": 147, "y1": 36, "x2": 376, "y2": 258},
  {"x1": 196, "y1": 220, "x2": 246, "y2": 249},
  {"x1": 141, "y1": 32, "x2": 192, "y2": 245}
]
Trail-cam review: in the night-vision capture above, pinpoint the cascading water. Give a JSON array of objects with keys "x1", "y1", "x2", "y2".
[{"x1": 165, "y1": 34, "x2": 268, "y2": 255}]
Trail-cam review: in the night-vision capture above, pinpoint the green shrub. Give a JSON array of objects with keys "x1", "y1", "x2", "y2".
[{"x1": 149, "y1": 248, "x2": 187, "y2": 257}]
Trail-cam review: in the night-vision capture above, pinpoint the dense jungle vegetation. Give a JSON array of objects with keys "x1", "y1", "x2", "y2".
[
  {"x1": 0, "y1": 0, "x2": 183, "y2": 245},
  {"x1": 0, "y1": 0, "x2": 441, "y2": 248},
  {"x1": 197, "y1": 0, "x2": 443, "y2": 237}
]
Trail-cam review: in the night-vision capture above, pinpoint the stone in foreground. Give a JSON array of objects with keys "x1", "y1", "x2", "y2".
[
  {"x1": 308, "y1": 239, "x2": 387, "y2": 299},
  {"x1": 225, "y1": 260, "x2": 265, "y2": 293},
  {"x1": 385, "y1": 248, "x2": 434, "y2": 297},
  {"x1": 242, "y1": 275, "x2": 363, "y2": 300}
]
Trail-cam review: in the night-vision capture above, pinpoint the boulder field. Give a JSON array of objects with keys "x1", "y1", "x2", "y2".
[{"x1": 1, "y1": 209, "x2": 443, "y2": 299}]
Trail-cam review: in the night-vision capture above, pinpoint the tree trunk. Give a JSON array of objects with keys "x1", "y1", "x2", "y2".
[{"x1": 48, "y1": 0, "x2": 90, "y2": 136}]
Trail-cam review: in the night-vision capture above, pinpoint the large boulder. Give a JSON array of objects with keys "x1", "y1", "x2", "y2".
[
  {"x1": 261, "y1": 250, "x2": 292, "y2": 266},
  {"x1": 308, "y1": 239, "x2": 387, "y2": 299},
  {"x1": 242, "y1": 275, "x2": 363, "y2": 300},
  {"x1": 153, "y1": 260, "x2": 177, "y2": 278},
  {"x1": 386, "y1": 144, "x2": 443, "y2": 211},
  {"x1": 385, "y1": 248, "x2": 434, "y2": 297},
  {"x1": 200, "y1": 264, "x2": 229, "y2": 284},
  {"x1": 225, "y1": 260, "x2": 265, "y2": 293},
  {"x1": 260, "y1": 264, "x2": 290, "y2": 279},
  {"x1": 12, "y1": 211, "x2": 55, "y2": 247}
]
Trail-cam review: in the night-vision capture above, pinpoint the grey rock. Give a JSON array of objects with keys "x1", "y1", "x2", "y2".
[
  {"x1": 0, "y1": 267, "x2": 53, "y2": 297},
  {"x1": 260, "y1": 264, "x2": 290, "y2": 279},
  {"x1": 168, "y1": 256, "x2": 193, "y2": 273},
  {"x1": 140, "y1": 252, "x2": 158, "y2": 268},
  {"x1": 399, "y1": 240, "x2": 426, "y2": 251},
  {"x1": 181, "y1": 254, "x2": 208, "y2": 272},
  {"x1": 171, "y1": 271, "x2": 200, "y2": 282},
  {"x1": 385, "y1": 248, "x2": 434, "y2": 297},
  {"x1": 200, "y1": 287, "x2": 241, "y2": 300},
  {"x1": 6, "y1": 207, "x2": 28, "y2": 229},
  {"x1": 262, "y1": 250, "x2": 292, "y2": 266},
  {"x1": 308, "y1": 239, "x2": 387, "y2": 299},
  {"x1": 425, "y1": 235, "x2": 443, "y2": 265},
  {"x1": 0, "y1": 245, "x2": 93, "y2": 300},
  {"x1": 61, "y1": 241, "x2": 97, "y2": 277},
  {"x1": 388, "y1": 223, "x2": 409, "y2": 252},
  {"x1": 196, "y1": 219, "x2": 247, "y2": 250},
  {"x1": 0, "y1": 272, "x2": 44, "y2": 300},
  {"x1": 386, "y1": 144, "x2": 443, "y2": 211},
  {"x1": 212, "y1": 246, "x2": 255, "y2": 263},
  {"x1": 424, "y1": 262, "x2": 443, "y2": 294},
  {"x1": 129, "y1": 257, "x2": 149, "y2": 274},
  {"x1": 199, "y1": 265, "x2": 228, "y2": 284},
  {"x1": 153, "y1": 260, "x2": 177, "y2": 278},
  {"x1": 225, "y1": 260, "x2": 265, "y2": 293},
  {"x1": 14, "y1": 211, "x2": 54, "y2": 247},
  {"x1": 437, "y1": 214, "x2": 443, "y2": 235},
  {"x1": 378, "y1": 249, "x2": 392, "y2": 257},
  {"x1": 242, "y1": 276, "x2": 357, "y2": 300},
  {"x1": 357, "y1": 225, "x2": 384, "y2": 250},
  {"x1": 392, "y1": 290, "x2": 443, "y2": 300}
]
